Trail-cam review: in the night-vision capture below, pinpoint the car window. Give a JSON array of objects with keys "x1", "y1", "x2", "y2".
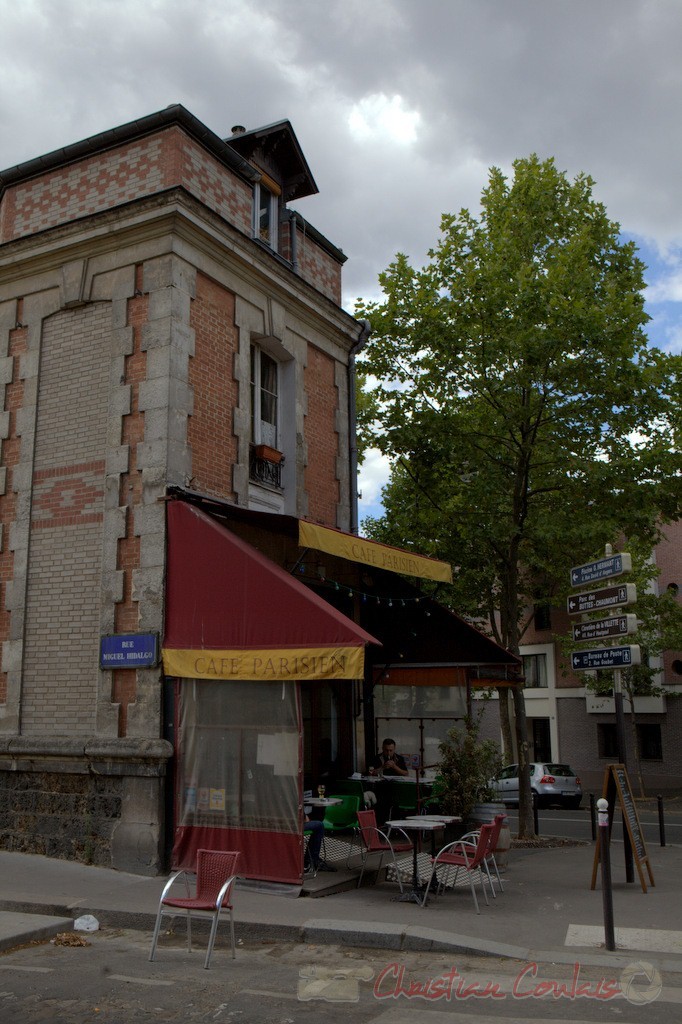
[
  {"x1": 545, "y1": 764, "x2": 574, "y2": 777},
  {"x1": 498, "y1": 765, "x2": 518, "y2": 780}
]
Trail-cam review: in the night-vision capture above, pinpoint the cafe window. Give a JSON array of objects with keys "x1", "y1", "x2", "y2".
[{"x1": 523, "y1": 653, "x2": 548, "y2": 688}]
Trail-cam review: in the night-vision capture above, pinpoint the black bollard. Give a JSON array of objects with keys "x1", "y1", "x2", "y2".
[
  {"x1": 532, "y1": 790, "x2": 539, "y2": 835},
  {"x1": 590, "y1": 793, "x2": 597, "y2": 841},
  {"x1": 598, "y1": 798, "x2": 616, "y2": 951},
  {"x1": 658, "y1": 795, "x2": 666, "y2": 847}
]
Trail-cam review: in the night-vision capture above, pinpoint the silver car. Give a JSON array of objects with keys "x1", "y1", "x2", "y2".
[{"x1": 491, "y1": 762, "x2": 582, "y2": 809}]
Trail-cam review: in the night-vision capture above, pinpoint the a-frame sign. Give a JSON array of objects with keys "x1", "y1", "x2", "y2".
[{"x1": 591, "y1": 763, "x2": 654, "y2": 893}]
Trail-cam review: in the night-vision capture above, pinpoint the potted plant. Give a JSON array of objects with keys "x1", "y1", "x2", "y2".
[
  {"x1": 431, "y1": 715, "x2": 503, "y2": 828},
  {"x1": 253, "y1": 444, "x2": 284, "y2": 464}
]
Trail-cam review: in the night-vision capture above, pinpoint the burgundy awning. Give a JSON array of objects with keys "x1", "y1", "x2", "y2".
[{"x1": 162, "y1": 500, "x2": 379, "y2": 681}]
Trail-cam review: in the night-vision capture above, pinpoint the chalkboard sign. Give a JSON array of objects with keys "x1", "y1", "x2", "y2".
[{"x1": 591, "y1": 764, "x2": 654, "y2": 893}]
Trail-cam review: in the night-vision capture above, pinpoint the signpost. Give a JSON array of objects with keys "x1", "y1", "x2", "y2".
[
  {"x1": 572, "y1": 614, "x2": 637, "y2": 643},
  {"x1": 567, "y1": 583, "x2": 636, "y2": 616},
  {"x1": 571, "y1": 546, "x2": 637, "y2": 886},
  {"x1": 571, "y1": 644, "x2": 640, "y2": 672},
  {"x1": 570, "y1": 552, "x2": 632, "y2": 587}
]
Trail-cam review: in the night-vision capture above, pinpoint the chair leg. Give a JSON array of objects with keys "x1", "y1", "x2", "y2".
[
  {"x1": 483, "y1": 859, "x2": 497, "y2": 897},
  {"x1": 387, "y1": 851, "x2": 404, "y2": 894},
  {"x1": 357, "y1": 849, "x2": 367, "y2": 888},
  {"x1": 477, "y1": 867, "x2": 490, "y2": 908},
  {"x1": 148, "y1": 907, "x2": 165, "y2": 962},
  {"x1": 204, "y1": 909, "x2": 221, "y2": 969},
  {"x1": 468, "y1": 872, "x2": 480, "y2": 914},
  {"x1": 489, "y1": 853, "x2": 504, "y2": 891}
]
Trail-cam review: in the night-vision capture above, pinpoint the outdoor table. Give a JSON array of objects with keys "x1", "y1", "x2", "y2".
[
  {"x1": 386, "y1": 818, "x2": 446, "y2": 904},
  {"x1": 404, "y1": 814, "x2": 462, "y2": 858}
]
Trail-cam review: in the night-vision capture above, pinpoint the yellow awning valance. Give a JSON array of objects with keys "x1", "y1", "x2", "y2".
[{"x1": 298, "y1": 521, "x2": 452, "y2": 584}]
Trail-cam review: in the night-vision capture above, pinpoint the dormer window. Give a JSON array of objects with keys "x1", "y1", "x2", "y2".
[{"x1": 253, "y1": 173, "x2": 281, "y2": 249}]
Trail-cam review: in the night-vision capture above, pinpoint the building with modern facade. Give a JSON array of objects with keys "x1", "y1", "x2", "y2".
[{"x1": 479, "y1": 520, "x2": 682, "y2": 794}]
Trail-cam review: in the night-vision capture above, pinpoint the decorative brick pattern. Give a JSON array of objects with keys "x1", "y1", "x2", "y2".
[
  {"x1": 187, "y1": 273, "x2": 238, "y2": 499},
  {"x1": 0, "y1": 129, "x2": 253, "y2": 244},
  {"x1": 21, "y1": 304, "x2": 110, "y2": 734},
  {"x1": 304, "y1": 344, "x2": 340, "y2": 524}
]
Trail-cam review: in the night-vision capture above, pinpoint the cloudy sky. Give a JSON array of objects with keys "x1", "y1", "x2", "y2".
[{"x1": 1, "y1": 0, "x2": 681, "y2": 520}]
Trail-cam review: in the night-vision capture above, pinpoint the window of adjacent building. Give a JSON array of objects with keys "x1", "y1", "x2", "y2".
[
  {"x1": 597, "y1": 723, "x2": 618, "y2": 759},
  {"x1": 637, "y1": 723, "x2": 663, "y2": 760},
  {"x1": 250, "y1": 345, "x2": 279, "y2": 449},
  {"x1": 533, "y1": 602, "x2": 552, "y2": 631},
  {"x1": 523, "y1": 652, "x2": 548, "y2": 688}
]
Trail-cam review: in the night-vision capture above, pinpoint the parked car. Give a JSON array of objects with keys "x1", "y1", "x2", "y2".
[{"x1": 490, "y1": 762, "x2": 582, "y2": 809}]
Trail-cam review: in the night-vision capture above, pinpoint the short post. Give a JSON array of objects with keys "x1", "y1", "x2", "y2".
[
  {"x1": 598, "y1": 797, "x2": 616, "y2": 951},
  {"x1": 657, "y1": 795, "x2": 666, "y2": 847},
  {"x1": 589, "y1": 793, "x2": 597, "y2": 841},
  {"x1": 532, "y1": 790, "x2": 539, "y2": 835}
]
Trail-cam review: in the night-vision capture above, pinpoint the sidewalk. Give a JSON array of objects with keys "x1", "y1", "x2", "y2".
[{"x1": 1, "y1": 838, "x2": 681, "y2": 974}]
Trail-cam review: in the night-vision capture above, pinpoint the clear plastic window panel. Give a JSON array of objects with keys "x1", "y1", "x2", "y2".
[
  {"x1": 177, "y1": 679, "x2": 300, "y2": 835},
  {"x1": 373, "y1": 683, "x2": 467, "y2": 770}
]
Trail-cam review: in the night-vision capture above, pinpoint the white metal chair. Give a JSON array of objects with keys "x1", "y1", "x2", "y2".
[{"x1": 149, "y1": 849, "x2": 240, "y2": 968}]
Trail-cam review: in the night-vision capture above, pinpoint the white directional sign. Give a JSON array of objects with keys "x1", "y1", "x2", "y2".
[
  {"x1": 571, "y1": 645, "x2": 641, "y2": 671},
  {"x1": 572, "y1": 614, "x2": 637, "y2": 643},
  {"x1": 567, "y1": 583, "x2": 636, "y2": 616},
  {"x1": 570, "y1": 553, "x2": 631, "y2": 587}
]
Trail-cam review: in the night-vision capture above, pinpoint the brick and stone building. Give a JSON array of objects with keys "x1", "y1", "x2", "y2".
[{"x1": 0, "y1": 106, "x2": 519, "y2": 880}]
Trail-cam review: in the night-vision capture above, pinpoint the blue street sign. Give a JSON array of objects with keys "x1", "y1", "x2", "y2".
[
  {"x1": 567, "y1": 583, "x2": 636, "y2": 615},
  {"x1": 571, "y1": 645, "x2": 641, "y2": 671},
  {"x1": 100, "y1": 633, "x2": 158, "y2": 669},
  {"x1": 572, "y1": 614, "x2": 637, "y2": 642},
  {"x1": 570, "y1": 553, "x2": 631, "y2": 588}
]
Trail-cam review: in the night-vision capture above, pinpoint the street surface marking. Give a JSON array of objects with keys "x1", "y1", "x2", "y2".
[
  {"x1": 565, "y1": 924, "x2": 682, "y2": 953},
  {"x1": 109, "y1": 974, "x2": 175, "y2": 986},
  {"x1": 0, "y1": 965, "x2": 52, "y2": 973}
]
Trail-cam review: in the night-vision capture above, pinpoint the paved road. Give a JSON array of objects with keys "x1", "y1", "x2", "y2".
[
  {"x1": 504, "y1": 805, "x2": 682, "y2": 846},
  {"x1": 0, "y1": 928, "x2": 679, "y2": 1023}
]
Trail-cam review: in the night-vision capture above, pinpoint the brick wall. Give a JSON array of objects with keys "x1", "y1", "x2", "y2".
[
  {"x1": 0, "y1": 128, "x2": 252, "y2": 243},
  {"x1": 304, "y1": 344, "x2": 340, "y2": 524},
  {"x1": 187, "y1": 273, "x2": 238, "y2": 499},
  {"x1": 21, "y1": 303, "x2": 110, "y2": 734},
  {"x1": 288, "y1": 219, "x2": 343, "y2": 305}
]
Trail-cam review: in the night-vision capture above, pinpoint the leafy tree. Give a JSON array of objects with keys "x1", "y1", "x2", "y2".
[{"x1": 356, "y1": 155, "x2": 681, "y2": 837}]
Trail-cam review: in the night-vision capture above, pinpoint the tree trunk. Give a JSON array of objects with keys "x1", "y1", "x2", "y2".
[
  {"x1": 512, "y1": 683, "x2": 536, "y2": 838},
  {"x1": 626, "y1": 686, "x2": 647, "y2": 798},
  {"x1": 497, "y1": 686, "x2": 514, "y2": 761}
]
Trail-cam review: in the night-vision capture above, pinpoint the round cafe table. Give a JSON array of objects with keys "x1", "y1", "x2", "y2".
[{"x1": 386, "y1": 818, "x2": 448, "y2": 904}]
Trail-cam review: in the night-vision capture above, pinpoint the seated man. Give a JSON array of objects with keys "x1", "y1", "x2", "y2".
[
  {"x1": 367, "y1": 737, "x2": 409, "y2": 778},
  {"x1": 303, "y1": 816, "x2": 325, "y2": 872}
]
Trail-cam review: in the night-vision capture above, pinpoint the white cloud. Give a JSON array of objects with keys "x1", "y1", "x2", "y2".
[
  {"x1": 348, "y1": 93, "x2": 420, "y2": 144},
  {"x1": 358, "y1": 448, "x2": 391, "y2": 522}
]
